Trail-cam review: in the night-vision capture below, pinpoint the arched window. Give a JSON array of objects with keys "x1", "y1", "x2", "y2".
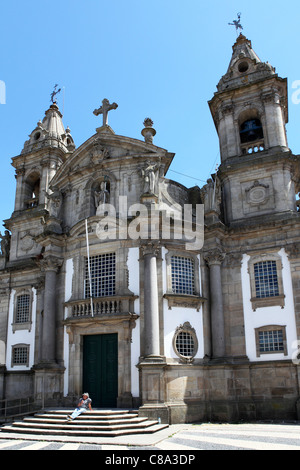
[
  {"x1": 240, "y1": 118, "x2": 264, "y2": 144},
  {"x1": 240, "y1": 118, "x2": 265, "y2": 155},
  {"x1": 24, "y1": 171, "x2": 40, "y2": 209}
]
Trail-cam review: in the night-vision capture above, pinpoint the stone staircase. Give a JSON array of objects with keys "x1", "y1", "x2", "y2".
[{"x1": 0, "y1": 409, "x2": 168, "y2": 438}]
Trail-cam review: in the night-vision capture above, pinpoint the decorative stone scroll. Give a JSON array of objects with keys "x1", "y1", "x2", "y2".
[{"x1": 163, "y1": 294, "x2": 205, "y2": 311}]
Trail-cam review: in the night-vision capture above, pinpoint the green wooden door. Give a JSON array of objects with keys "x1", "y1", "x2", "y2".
[{"x1": 83, "y1": 334, "x2": 118, "y2": 408}]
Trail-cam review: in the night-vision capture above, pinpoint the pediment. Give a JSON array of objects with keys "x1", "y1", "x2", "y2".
[{"x1": 51, "y1": 131, "x2": 173, "y2": 188}]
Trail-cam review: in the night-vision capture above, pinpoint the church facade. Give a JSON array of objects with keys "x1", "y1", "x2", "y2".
[{"x1": 1, "y1": 34, "x2": 300, "y2": 424}]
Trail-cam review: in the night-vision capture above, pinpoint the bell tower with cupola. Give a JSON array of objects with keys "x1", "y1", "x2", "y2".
[
  {"x1": 5, "y1": 100, "x2": 75, "y2": 263},
  {"x1": 209, "y1": 34, "x2": 297, "y2": 226}
]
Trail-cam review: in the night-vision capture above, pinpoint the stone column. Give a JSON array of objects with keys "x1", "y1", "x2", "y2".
[
  {"x1": 33, "y1": 255, "x2": 64, "y2": 407},
  {"x1": 40, "y1": 256, "x2": 62, "y2": 364},
  {"x1": 262, "y1": 90, "x2": 287, "y2": 149},
  {"x1": 138, "y1": 243, "x2": 169, "y2": 422},
  {"x1": 204, "y1": 249, "x2": 226, "y2": 358},
  {"x1": 219, "y1": 103, "x2": 238, "y2": 160},
  {"x1": 141, "y1": 242, "x2": 161, "y2": 360},
  {"x1": 14, "y1": 167, "x2": 26, "y2": 211}
]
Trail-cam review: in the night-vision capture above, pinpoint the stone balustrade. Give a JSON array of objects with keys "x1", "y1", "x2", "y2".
[
  {"x1": 241, "y1": 139, "x2": 265, "y2": 155},
  {"x1": 65, "y1": 295, "x2": 138, "y2": 318},
  {"x1": 24, "y1": 198, "x2": 39, "y2": 209}
]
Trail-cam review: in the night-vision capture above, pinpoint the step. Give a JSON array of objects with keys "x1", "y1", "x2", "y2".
[
  {"x1": 22, "y1": 416, "x2": 146, "y2": 426},
  {"x1": 0, "y1": 408, "x2": 169, "y2": 438},
  {"x1": 1, "y1": 422, "x2": 168, "y2": 437},
  {"x1": 10, "y1": 418, "x2": 152, "y2": 431},
  {"x1": 33, "y1": 412, "x2": 139, "y2": 421},
  {"x1": 44, "y1": 409, "x2": 138, "y2": 416}
]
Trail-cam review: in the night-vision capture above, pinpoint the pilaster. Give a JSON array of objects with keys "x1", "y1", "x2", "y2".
[
  {"x1": 138, "y1": 242, "x2": 168, "y2": 421},
  {"x1": 140, "y1": 242, "x2": 163, "y2": 362},
  {"x1": 39, "y1": 255, "x2": 63, "y2": 365},
  {"x1": 204, "y1": 248, "x2": 226, "y2": 358}
]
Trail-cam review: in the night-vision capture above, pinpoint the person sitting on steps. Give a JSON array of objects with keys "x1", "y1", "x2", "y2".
[{"x1": 66, "y1": 393, "x2": 93, "y2": 422}]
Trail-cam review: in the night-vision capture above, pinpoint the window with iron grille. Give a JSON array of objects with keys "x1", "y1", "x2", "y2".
[
  {"x1": 173, "y1": 322, "x2": 198, "y2": 363},
  {"x1": 254, "y1": 260, "x2": 279, "y2": 298},
  {"x1": 85, "y1": 253, "x2": 116, "y2": 298},
  {"x1": 175, "y1": 331, "x2": 195, "y2": 358},
  {"x1": 12, "y1": 345, "x2": 29, "y2": 366},
  {"x1": 171, "y1": 256, "x2": 195, "y2": 295},
  {"x1": 258, "y1": 329, "x2": 284, "y2": 354},
  {"x1": 16, "y1": 294, "x2": 30, "y2": 323}
]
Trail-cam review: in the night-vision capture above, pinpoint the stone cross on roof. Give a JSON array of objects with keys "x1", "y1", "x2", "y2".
[{"x1": 93, "y1": 98, "x2": 118, "y2": 126}]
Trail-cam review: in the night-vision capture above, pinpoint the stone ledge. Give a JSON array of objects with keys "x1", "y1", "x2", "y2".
[
  {"x1": 250, "y1": 294, "x2": 285, "y2": 311},
  {"x1": 163, "y1": 294, "x2": 206, "y2": 311}
]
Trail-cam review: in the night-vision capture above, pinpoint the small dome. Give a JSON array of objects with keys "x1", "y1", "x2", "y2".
[{"x1": 22, "y1": 103, "x2": 75, "y2": 154}]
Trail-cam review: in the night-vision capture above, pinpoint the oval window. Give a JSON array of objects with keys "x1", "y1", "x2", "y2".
[{"x1": 173, "y1": 322, "x2": 198, "y2": 363}]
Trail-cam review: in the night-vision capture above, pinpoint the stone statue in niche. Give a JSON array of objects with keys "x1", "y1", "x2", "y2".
[
  {"x1": 94, "y1": 181, "x2": 110, "y2": 208},
  {"x1": 141, "y1": 161, "x2": 159, "y2": 195},
  {"x1": 201, "y1": 176, "x2": 221, "y2": 214}
]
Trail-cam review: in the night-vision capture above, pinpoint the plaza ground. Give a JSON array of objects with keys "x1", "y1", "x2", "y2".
[{"x1": 1, "y1": 422, "x2": 300, "y2": 450}]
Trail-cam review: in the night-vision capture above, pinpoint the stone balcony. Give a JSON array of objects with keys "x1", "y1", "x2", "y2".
[{"x1": 64, "y1": 295, "x2": 138, "y2": 320}]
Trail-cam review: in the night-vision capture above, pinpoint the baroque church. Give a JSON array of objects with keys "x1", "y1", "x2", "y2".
[{"x1": 1, "y1": 34, "x2": 300, "y2": 424}]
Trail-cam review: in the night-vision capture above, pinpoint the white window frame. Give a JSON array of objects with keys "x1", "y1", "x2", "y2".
[
  {"x1": 12, "y1": 289, "x2": 33, "y2": 332},
  {"x1": 248, "y1": 253, "x2": 285, "y2": 311}
]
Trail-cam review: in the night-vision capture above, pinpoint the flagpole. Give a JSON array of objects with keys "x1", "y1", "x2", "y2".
[
  {"x1": 212, "y1": 165, "x2": 219, "y2": 208},
  {"x1": 85, "y1": 219, "x2": 94, "y2": 317}
]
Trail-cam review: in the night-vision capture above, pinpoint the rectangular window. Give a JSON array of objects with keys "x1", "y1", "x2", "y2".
[
  {"x1": 12, "y1": 346, "x2": 29, "y2": 366},
  {"x1": 258, "y1": 329, "x2": 284, "y2": 354},
  {"x1": 85, "y1": 253, "x2": 116, "y2": 298},
  {"x1": 16, "y1": 294, "x2": 30, "y2": 323},
  {"x1": 254, "y1": 261, "x2": 279, "y2": 298},
  {"x1": 171, "y1": 256, "x2": 195, "y2": 295}
]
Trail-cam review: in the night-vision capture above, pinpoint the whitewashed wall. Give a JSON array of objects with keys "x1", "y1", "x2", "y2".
[
  {"x1": 127, "y1": 247, "x2": 140, "y2": 397},
  {"x1": 6, "y1": 288, "x2": 37, "y2": 371},
  {"x1": 241, "y1": 248, "x2": 297, "y2": 361},
  {"x1": 162, "y1": 248, "x2": 204, "y2": 360}
]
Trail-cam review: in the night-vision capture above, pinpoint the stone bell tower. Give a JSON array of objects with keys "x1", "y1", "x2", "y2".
[
  {"x1": 5, "y1": 101, "x2": 75, "y2": 262},
  {"x1": 208, "y1": 34, "x2": 297, "y2": 226}
]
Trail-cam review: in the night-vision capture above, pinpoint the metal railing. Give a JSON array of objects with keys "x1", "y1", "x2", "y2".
[{"x1": 0, "y1": 397, "x2": 42, "y2": 424}]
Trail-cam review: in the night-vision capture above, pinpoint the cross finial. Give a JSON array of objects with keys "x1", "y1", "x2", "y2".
[
  {"x1": 93, "y1": 98, "x2": 118, "y2": 126},
  {"x1": 228, "y1": 12, "x2": 243, "y2": 35}
]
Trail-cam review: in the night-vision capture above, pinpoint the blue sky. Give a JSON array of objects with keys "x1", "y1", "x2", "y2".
[{"x1": 0, "y1": 0, "x2": 300, "y2": 224}]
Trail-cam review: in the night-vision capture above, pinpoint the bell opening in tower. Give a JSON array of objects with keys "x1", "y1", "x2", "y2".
[{"x1": 240, "y1": 118, "x2": 265, "y2": 155}]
